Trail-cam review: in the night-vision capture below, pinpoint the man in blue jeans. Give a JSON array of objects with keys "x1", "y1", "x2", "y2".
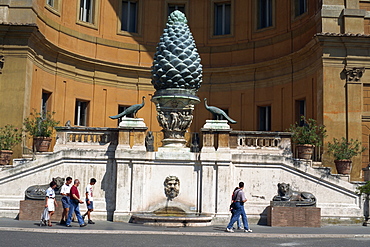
[
  {"x1": 226, "y1": 182, "x2": 252, "y2": 233},
  {"x1": 66, "y1": 179, "x2": 87, "y2": 227}
]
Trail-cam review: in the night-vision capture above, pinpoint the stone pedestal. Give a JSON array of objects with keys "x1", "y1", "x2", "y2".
[
  {"x1": 151, "y1": 89, "x2": 200, "y2": 148},
  {"x1": 117, "y1": 118, "x2": 148, "y2": 150},
  {"x1": 267, "y1": 206, "x2": 321, "y2": 227},
  {"x1": 201, "y1": 120, "x2": 231, "y2": 152},
  {"x1": 19, "y1": 200, "x2": 63, "y2": 221},
  {"x1": 119, "y1": 118, "x2": 147, "y2": 128}
]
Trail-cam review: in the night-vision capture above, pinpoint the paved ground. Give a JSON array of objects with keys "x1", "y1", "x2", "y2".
[{"x1": 1, "y1": 217, "x2": 370, "y2": 238}]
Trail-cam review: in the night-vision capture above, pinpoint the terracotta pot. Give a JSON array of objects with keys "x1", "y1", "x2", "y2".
[
  {"x1": 0, "y1": 150, "x2": 13, "y2": 165},
  {"x1": 335, "y1": 160, "x2": 352, "y2": 175},
  {"x1": 296, "y1": 144, "x2": 314, "y2": 160},
  {"x1": 33, "y1": 137, "x2": 52, "y2": 152}
]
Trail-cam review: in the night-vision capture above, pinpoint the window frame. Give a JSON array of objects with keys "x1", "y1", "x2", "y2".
[
  {"x1": 118, "y1": 0, "x2": 142, "y2": 36},
  {"x1": 295, "y1": 99, "x2": 306, "y2": 126},
  {"x1": 168, "y1": 3, "x2": 186, "y2": 16},
  {"x1": 76, "y1": 0, "x2": 99, "y2": 29},
  {"x1": 291, "y1": 0, "x2": 310, "y2": 21},
  {"x1": 293, "y1": 0, "x2": 308, "y2": 18},
  {"x1": 210, "y1": 0, "x2": 234, "y2": 38},
  {"x1": 258, "y1": 105, "x2": 271, "y2": 131},
  {"x1": 41, "y1": 91, "x2": 52, "y2": 117},
  {"x1": 163, "y1": 0, "x2": 188, "y2": 28},
  {"x1": 256, "y1": 0, "x2": 274, "y2": 30},
  {"x1": 45, "y1": 0, "x2": 62, "y2": 16},
  {"x1": 74, "y1": 99, "x2": 90, "y2": 126}
]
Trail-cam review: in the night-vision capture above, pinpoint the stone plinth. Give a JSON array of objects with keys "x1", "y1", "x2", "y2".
[
  {"x1": 19, "y1": 200, "x2": 63, "y2": 221},
  {"x1": 267, "y1": 206, "x2": 321, "y2": 227},
  {"x1": 202, "y1": 120, "x2": 230, "y2": 130},
  {"x1": 117, "y1": 120, "x2": 148, "y2": 150},
  {"x1": 119, "y1": 118, "x2": 147, "y2": 128},
  {"x1": 201, "y1": 120, "x2": 231, "y2": 152}
]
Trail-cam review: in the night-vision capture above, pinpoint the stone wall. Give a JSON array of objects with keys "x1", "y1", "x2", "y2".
[{"x1": 0, "y1": 129, "x2": 364, "y2": 224}]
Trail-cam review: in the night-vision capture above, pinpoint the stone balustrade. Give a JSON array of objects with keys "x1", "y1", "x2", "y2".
[
  {"x1": 53, "y1": 127, "x2": 293, "y2": 155},
  {"x1": 229, "y1": 131, "x2": 292, "y2": 153},
  {"x1": 54, "y1": 127, "x2": 118, "y2": 151}
]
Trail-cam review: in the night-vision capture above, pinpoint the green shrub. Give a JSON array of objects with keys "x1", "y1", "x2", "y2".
[
  {"x1": 327, "y1": 137, "x2": 365, "y2": 160},
  {"x1": 23, "y1": 110, "x2": 60, "y2": 137},
  {"x1": 289, "y1": 116, "x2": 327, "y2": 147}
]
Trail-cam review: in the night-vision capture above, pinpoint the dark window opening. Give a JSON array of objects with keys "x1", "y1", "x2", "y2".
[
  {"x1": 41, "y1": 91, "x2": 52, "y2": 117},
  {"x1": 75, "y1": 100, "x2": 89, "y2": 126},
  {"x1": 295, "y1": 99, "x2": 306, "y2": 126},
  {"x1": 79, "y1": 0, "x2": 94, "y2": 23},
  {"x1": 214, "y1": 2, "x2": 231, "y2": 35},
  {"x1": 168, "y1": 4, "x2": 185, "y2": 15},
  {"x1": 258, "y1": 106, "x2": 271, "y2": 131},
  {"x1": 121, "y1": 1, "x2": 138, "y2": 32},
  {"x1": 257, "y1": 0, "x2": 272, "y2": 29},
  {"x1": 295, "y1": 0, "x2": 307, "y2": 17}
]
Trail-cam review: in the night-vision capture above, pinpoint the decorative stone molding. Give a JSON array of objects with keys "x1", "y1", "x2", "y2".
[
  {"x1": 344, "y1": 67, "x2": 365, "y2": 82},
  {"x1": 0, "y1": 55, "x2": 4, "y2": 73}
]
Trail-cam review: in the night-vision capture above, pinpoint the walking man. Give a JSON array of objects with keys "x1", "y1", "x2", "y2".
[
  {"x1": 226, "y1": 182, "x2": 252, "y2": 233},
  {"x1": 83, "y1": 178, "x2": 96, "y2": 224},
  {"x1": 60, "y1": 176, "x2": 72, "y2": 225},
  {"x1": 66, "y1": 179, "x2": 87, "y2": 227}
]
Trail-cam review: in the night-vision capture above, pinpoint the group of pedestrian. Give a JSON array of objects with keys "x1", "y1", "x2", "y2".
[
  {"x1": 45, "y1": 177, "x2": 96, "y2": 227},
  {"x1": 46, "y1": 178, "x2": 250, "y2": 231},
  {"x1": 226, "y1": 181, "x2": 253, "y2": 233}
]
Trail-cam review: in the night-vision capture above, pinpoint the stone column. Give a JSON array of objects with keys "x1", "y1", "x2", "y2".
[
  {"x1": 344, "y1": 67, "x2": 365, "y2": 180},
  {"x1": 114, "y1": 160, "x2": 132, "y2": 222}
]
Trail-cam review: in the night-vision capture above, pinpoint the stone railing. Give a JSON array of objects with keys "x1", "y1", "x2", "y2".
[
  {"x1": 54, "y1": 127, "x2": 118, "y2": 151},
  {"x1": 53, "y1": 127, "x2": 293, "y2": 155},
  {"x1": 229, "y1": 131, "x2": 292, "y2": 153}
]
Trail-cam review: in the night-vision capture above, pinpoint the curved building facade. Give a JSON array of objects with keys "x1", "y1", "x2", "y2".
[{"x1": 1, "y1": 0, "x2": 370, "y2": 180}]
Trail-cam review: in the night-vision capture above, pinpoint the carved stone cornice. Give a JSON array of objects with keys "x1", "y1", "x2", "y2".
[
  {"x1": 0, "y1": 55, "x2": 4, "y2": 74},
  {"x1": 344, "y1": 67, "x2": 365, "y2": 82}
]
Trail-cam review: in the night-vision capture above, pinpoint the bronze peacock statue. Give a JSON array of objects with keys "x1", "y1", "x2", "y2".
[
  {"x1": 204, "y1": 98, "x2": 237, "y2": 124},
  {"x1": 109, "y1": 96, "x2": 145, "y2": 119}
]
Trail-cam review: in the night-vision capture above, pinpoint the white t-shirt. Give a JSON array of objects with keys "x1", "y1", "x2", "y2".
[
  {"x1": 86, "y1": 184, "x2": 93, "y2": 201},
  {"x1": 60, "y1": 183, "x2": 71, "y2": 197}
]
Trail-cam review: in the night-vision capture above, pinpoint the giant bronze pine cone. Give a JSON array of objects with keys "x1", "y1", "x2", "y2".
[{"x1": 151, "y1": 10, "x2": 202, "y2": 92}]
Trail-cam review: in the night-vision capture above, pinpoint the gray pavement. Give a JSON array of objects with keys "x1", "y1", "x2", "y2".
[{"x1": 1, "y1": 218, "x2": 370, "y2": 238}]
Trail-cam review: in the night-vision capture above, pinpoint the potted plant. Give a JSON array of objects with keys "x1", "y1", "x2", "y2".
[
  {"x1": 289, "y1": 116, "x2": 327, "y2": 159},
  {"x1": 327, "y1": 137, "x2": 366, "y2": 175},
  {"x1": 23, "y1": 110, "x2": 60, "y2": 152},
  {"x1": 0, "y1": 124, "x2": 23, "y2": 165}
]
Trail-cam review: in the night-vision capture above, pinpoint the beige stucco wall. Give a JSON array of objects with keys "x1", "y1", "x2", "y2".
[{"x1": 3, "y1": 0, "x2": 370, "y2": 180}]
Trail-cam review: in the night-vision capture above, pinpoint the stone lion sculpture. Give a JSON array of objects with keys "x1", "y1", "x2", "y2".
[
  {"x1": 272, "y1": 183, "x2": 316, "y2": 206},
  {"x1": 25, "y1": 177, "x2": 65, "y2": 200}
]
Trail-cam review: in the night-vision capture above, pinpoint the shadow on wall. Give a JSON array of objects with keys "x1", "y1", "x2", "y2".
[
  {"x1": 102, "y1": 147, "x2": 117, "y2": 221},
  {"x1": 257, "y1": 206, "x2": 269, "y2": 225}
]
